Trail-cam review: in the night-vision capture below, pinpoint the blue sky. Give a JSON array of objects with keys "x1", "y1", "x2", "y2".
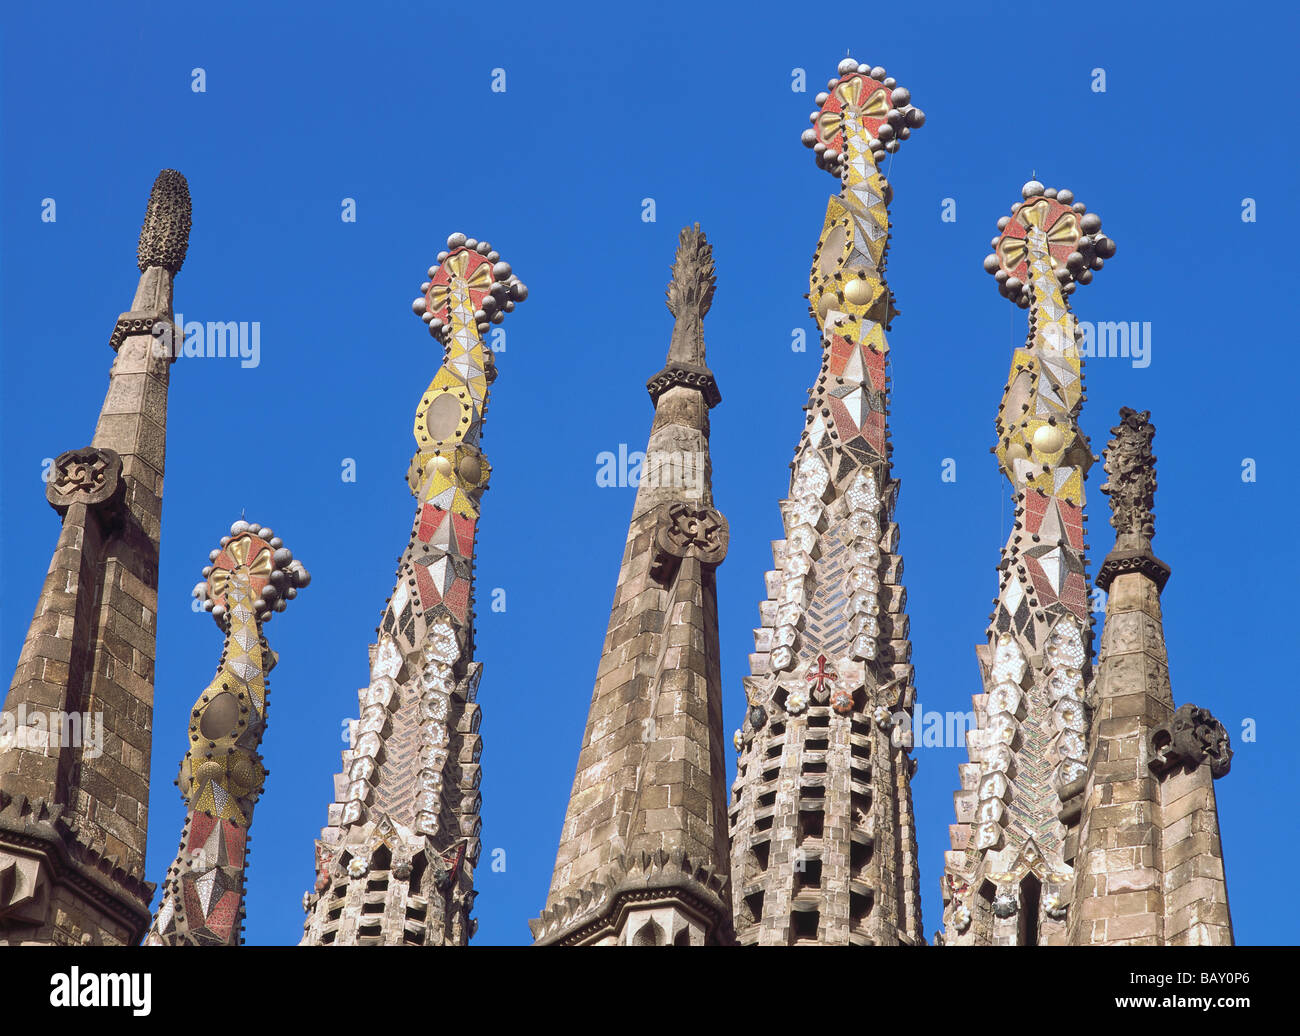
[{"x1": 2, "y1": 1, "x2": 1295, "y2": 946}]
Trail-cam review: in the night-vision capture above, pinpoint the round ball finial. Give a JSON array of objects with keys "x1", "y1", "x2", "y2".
[{"x1": 1022, "y1": 180, "x2": 1045, "y2": 199}]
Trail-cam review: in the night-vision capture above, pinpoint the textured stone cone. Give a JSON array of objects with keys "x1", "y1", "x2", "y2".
[{"x1": 137, "y1": 169, "x2": 191, "y2": 273}]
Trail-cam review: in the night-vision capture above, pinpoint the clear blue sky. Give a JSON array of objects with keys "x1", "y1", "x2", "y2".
[{"x1": 3, "y1": 1, "x2": 1295, "y2": 946}]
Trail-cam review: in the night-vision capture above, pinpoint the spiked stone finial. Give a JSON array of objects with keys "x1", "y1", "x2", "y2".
[
  {"x1": 1100, "y1": 407, "x2": 1158, "y2": 542},
  {"x1": 137, "y1": 169, "x2": 191, "y2": 274},
  {"x1": 666, "y1": 223, "x2": 716, "y2": 320}
]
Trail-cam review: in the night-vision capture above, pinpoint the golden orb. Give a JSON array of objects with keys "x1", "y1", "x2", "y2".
[
  {"x1": 843, "y1": 274, "x2": 875, "y2": 306},
  {"x1": 458, "y1": 455, "x2": 482, "y2": 484},
  {"x1": 1032, "y1": 424, "x2": 1065, "y2": 454}
]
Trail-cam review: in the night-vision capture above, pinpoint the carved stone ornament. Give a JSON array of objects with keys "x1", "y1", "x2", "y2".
[
  {"x1": 109, "y1": 313, "x2": 164, "y2": 353},
  {"x1": 137, "y1": 169, "x2": 192, "y2": 274},
  {"x1": 1149, "y1": 703, "x2": 1233, "y2": 779},
  {"x1": 1095, "y1": 547, "x2": 1170, "y2": 593},
  {"x1": 646, "y1": 362, "x2": 722, "y2": 409},
  {"x1": 45, "y1": 447, "x2": 124, "y2": 517},
  {"x1": 649, "y1": 502, "x2": 729, "y2": 583},
  {"x1": 1100, "y1": 406, "x2": 1157, "y2": 540},
  {"x1": 0, "y1": 851, "x2": 51, "y2": 925}
]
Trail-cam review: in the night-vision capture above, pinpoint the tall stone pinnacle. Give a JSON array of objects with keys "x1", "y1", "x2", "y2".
[
  {"x1": 939, "y1": 181, "x2": 1114, "y2": 945},
  {"x1": 0, "y1": 170, "x2": 189, "y2": 945},
  {"x1": 728, "y1": 58, "x2": 926, "y2": 946},
  {"x1": 301, "y1": 235, "x2": 527, "y2": 946},
  {"x1": 147, "y1": 522, "x2": 310, "y2": 945},
  {"x1": 531, "y1": 225, "x2": 732, "y2": 946},
  {"x1": 1067, "y1": 408, "x2": 1234, "y2": 945}
]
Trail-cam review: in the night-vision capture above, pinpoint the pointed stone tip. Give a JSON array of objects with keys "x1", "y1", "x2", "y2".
[
  {"x1": 665, "y1": 222, "x2": 715, "y2": 320},
  {"x1": 138, "y1": 169, "x2": 192, "y2": 274}
]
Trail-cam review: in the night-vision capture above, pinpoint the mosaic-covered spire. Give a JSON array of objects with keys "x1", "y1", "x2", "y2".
[
  {"x1": 0, "y1": 171, "x2": 190, "y2": 946},
  {"x1": 1068, "y1": 408, "x2": 1233, "y2": 944},
  {"x1": 531, "y1": 225, "x2": 732, "y2": 946},
  {"x1": 727, "y1": 58, "x2": 926, "y2": 946},
  {"x1": 146, "y1": 522, "x2": 309, "y2": 945},
  {"x1": 939, "y1": 182, "x2": 1115, "y2": 945},
  {"x1": 301, "y1": 235, "x2": 527, "y2": 946}
]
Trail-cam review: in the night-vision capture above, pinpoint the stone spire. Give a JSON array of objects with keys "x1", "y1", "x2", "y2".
[
  {"x1": 0, "y1": 170, "x2": 190, "y2": 946},
  {"x1": 301, "y1": 235, "x2": 527, "y2": 946},
  {"x1": 1067, "y1": 408, "x2": 1234, "y2": 944},
  {"x1": 146, "y1": 522, "x2": 309, "y2": 945},
  {"x1": 939, "y1": 182, "x2": 1115, "y2": 945},
  {"x1": 531, "y1": 224, "x2": 732, "y2": 946},
  {"x1": 728, "y1": 58, "x2": 927, "y2": 946}
]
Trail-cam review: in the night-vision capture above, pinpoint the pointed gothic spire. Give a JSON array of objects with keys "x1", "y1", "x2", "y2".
[
  {"x1": 939, "y1": 181, "x2": 1114, "y2": 945},
  {"x1": 1068, "y1": 408, "x2": 1233, "y2": 944},
  {"x1": 728, "y1": 57, "x2": 926, "y2": 946},
  {"x1": 531, "y1": 226, "x2": 732, "y2": 946},
  {"x1": 146, "y1": 522, "x2": 309, "y2": 945},
  {"x1": 300, "y1": 235, "x2": 526, "y2": 946},
  {"x1": 0, "y1": 170, "x2": 190, "y2": 945}
]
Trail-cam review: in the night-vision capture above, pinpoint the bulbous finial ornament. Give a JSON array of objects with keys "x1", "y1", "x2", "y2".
[
  {"x1": 194, "y1": 522, "x2": 311, "y2": 628},
  {"x1": 984, "y1": 185, "x2": 1117, "y2": 307},
  {"x1": 412, "y1": 235, "x2": 527, "y2": 344},
  {"x1": 801, "y1": 58, "x2": 924, "y2": 176},
  {"x1": 137, "y1": 169, "x2": 191, "y2": 274}
]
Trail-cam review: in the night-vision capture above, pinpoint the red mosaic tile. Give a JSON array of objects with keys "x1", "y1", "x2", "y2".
[
  {"x1": 221, "y1": 819, "x2": 246, "y2": 869},
  {"x1": 443, "y1": 579, "x2": 470, "y2": 623},
  {"x1": 452, "y1": 513, "x2": 476, "y2": 556},
  {"x1": 862, "y1": 412, "x2": 885, "y2": 454},
  {"x1": 416, "y1": 566, "x2": 439, "y2": 609},
  {"x1": 864, "y1": 348, "x2": 887, "y2": 392},
  {"x1": 188, "y1": 812, "x2": 215, "y2": 852}
]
